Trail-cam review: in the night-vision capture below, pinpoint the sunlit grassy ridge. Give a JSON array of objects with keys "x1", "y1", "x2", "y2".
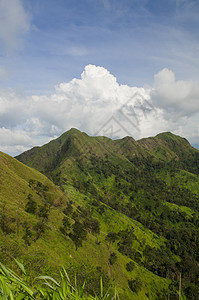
[{"x1": 0, "y1": 151, "x2": 65, "y2": 207}]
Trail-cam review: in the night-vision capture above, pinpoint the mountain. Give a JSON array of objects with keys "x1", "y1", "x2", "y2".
[
  {"x1": 3, "y1": 129, "x2": 199, "y2": 299},
  {"x1": 16, "y1": 129, "x2": 199, "y2": 187},
  {"x1": 0, "y1": 147, "x2": 168, "y2": 300}
]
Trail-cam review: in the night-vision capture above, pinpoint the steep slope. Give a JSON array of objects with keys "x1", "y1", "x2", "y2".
[
  {"x1": 16, "y1": 128, "x2": 117, "y2": 174},
  {"x1": 0, "y1": 151, "x2": 170, "y2": 300},
  {"x1": 0, "y1": 151, "x2": 69, "y2": 269},
  {"x1": 0, "y1": 151, "x2": 65, "y2": 206},
  {"x1": 14, "y1": 129, "x2": 199, "y2": 299}
]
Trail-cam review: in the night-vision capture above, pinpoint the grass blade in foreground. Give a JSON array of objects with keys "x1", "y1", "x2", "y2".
[{"x1": 0, "y1": 261, "x2": 119, "y2": 299}]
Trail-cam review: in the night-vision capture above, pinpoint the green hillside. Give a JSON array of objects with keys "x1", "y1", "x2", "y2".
[
  {"x1": 0, "y1": 151, "x2": 69, "y2": 270},
  {"x1": 2, "y1": 129, "x2": 199, "y2": 299},
  {"x1": 0, "y1": 150, "x2": 169, "y2": 300}
]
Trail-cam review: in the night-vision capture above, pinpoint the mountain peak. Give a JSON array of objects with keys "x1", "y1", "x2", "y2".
[
  {"x1": 67, "y1": 128, "x2": 82, "y2": 134},
  {"x1": 155, "y1": 131, "x2": 188, "y2": 142}
]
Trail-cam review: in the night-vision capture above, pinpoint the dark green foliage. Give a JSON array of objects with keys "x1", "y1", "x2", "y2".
[
  {"x1": 109, "y1": 252, "x2": 117, "y2": 265},
  {"x1": 143, "y1": 245, "x2": 177, "y2": 278},
  {"x1": 0, "y1": 204, "x2": 14, "y2": 235},
  {"x1": 184, "y1": 282, "x2": 199, "y2": 300},
  {"x1": 83, "y1": 217, "x2": 100, "y2": 235},
  {"x1": 126, "y1": 261, "x2": 135, "y2": 272},
  {"x1": 63, "y1": 201, "x2": 73, "y2": 215},
  {"x1": 22, "y1": 221, "x2": 32, "y2": 247},
  {"x1": 117, "y1": 228, "x2": 136, "y2": 258},
  {"x1": 29, "y1": 179, "x2": 49, "y2": 195},
  {"x1": 69, "y1": 220, "x2": 87, "y2": 250},
  {"x1": 60, "y1": 216, "x2": 71, "y2": 236},
  {"x1": 63, "y1": 216, "x2": 70, "y2": 227},
  {"x1": 128, "y1": 277, "x2": 142, "y2": 293},
  {"x1": 31, "y1": 203, "x2": 51, "y2": 241},
  {"x1": 25, "y1": 194, "x2": 37, "y2": 214},
  {"x1": 105, "y1": 232, "x2": 118, "y2": 246},
  {"x1": 38, "y1": 204, "x2": 49, "y2": 220},
  {"x1": 72, "y1": 211, "x2": 79, "y2": 220},
  {"x1": 33, "y1": 220, "x2": 48, "y2": 241},
  {"x1": 65, "y1": 264, "x2": 111, "y2": 298}
]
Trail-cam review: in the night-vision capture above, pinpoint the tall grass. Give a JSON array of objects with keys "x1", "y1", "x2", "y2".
[{"x1": 0, "y1": 260, "x2": 119, "y2": 300}]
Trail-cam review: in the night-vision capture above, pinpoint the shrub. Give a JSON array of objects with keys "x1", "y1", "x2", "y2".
[
  {"x1": 128, "y1": 276, "x2": 142, "y2": 293},
  {"x1": 109, "y1": 252, "x2": 117, "y2": 265},
  {"x1": 126, "y1": 261, "x2": 135, "y2": 272},
  {"x1": 25, "y1": 194, "x2": 37, "y2": 214}
]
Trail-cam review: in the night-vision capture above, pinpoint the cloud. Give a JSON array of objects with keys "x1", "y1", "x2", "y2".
[
  {"x1": 0, "y1": 127, "x2": 33, "y2": 156},
  {"x1": 0, "y1": 65, "x2": 198, "y2": 156},
  {"x1": 0, "y1": 127, "x2": 32, "y2": 146},
  {"x1": 151, "y1": 68, "x2": 199, "y2": 116},
  {"x1": 0, "y1": 90, "x2": 28, "y2": 127},
  {"x1": 0, "y1": 0, "x2": 30, "y2": 52}
]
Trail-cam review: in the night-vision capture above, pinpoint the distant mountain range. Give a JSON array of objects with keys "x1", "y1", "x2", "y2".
[{"x1": 1, "y1": 129, "x2": 199, "y2": 299}]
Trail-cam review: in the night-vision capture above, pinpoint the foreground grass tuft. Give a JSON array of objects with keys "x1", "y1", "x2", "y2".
[{"x1": 0, "y1": 260, "x2": 119, "y2": 300}]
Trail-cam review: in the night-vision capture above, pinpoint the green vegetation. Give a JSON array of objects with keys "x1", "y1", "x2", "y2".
[
  {"x1": 0, "y1": 260, "x2": 119, "y2": 299},
  {"x1": 1, "y1": 129, "x2": 199, "y2": 299}
]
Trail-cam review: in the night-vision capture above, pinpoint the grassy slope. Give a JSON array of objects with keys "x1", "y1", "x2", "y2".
[
  {"x1": 13, "y1": 129, "x2": 199, "y2": 298},
  {"x1": 0, "y1": 151, "x2": 67, "y2": 269},
  {"x1": 0, "y1": 151, "x2": 170, "y2": 300}
]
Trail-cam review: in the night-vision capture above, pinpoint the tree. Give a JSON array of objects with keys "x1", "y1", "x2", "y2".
[
  {"x1": 83, "y1": 218, "x2": 100, "y2": 235},
  {"x1": 0, "y1": 204, "x2": 14, "y2": 235},
  {"x1": 69, "y1": 221, "x2": 87, "y2": 250},
  {"x1": 128, "y1": 277, "x2": 142, "y2": 293},
  {"x1": 33, "y1": 220, "x2": 48, "y2": 241},
  {"x1": 38, "y1": 204, "x2": 49, "y2": 220},
  {"x1": 33, "y1": 203, "x2": 50, "y2": 241},
  {"x1": 126, "y1": 261, "x2": 135, "y2": 272},
  {"x1": 25, "y1": 194, "x2": 37, "y2": 214},
  {"x1": 63, "y1": 216, "x2": 70, "y2": 228},
  {"x1": 22, "y1": 221, "x2": 32, "y2": 249},
  {"x1": 105, "y1": 232, "x2": 118, "y2": 248},
  {"x1": 63, "y1": 201, "x2": 73, "y2": 215},
  {"x1": 117, "y1": 228, "x2": 135, "y2": 257},
  {"x1": 60, "y1": 216, "x2": 71, "y2": 236},
  {"x1": 109, "y1": 252, "x2": 117, "y2": 265}
]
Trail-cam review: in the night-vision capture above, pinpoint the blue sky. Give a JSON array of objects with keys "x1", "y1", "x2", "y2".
[
  {"x1": 1, "y1": 0, "x2": 199, "y2": 92},
  {"x1": 0, "y1": 0, "x2": 199, "y2": 155}
]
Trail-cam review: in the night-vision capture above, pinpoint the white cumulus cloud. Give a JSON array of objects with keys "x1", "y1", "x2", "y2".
[
  {"x1": 0, "y1": 64, "x2": 199, "y2": 156},
  {"x1": 151, "y1": 68, "x2": 199, "y2": 116}
]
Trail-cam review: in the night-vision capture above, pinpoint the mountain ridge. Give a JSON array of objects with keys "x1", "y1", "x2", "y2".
[
  {"x1": 2, "y1": 129, "x2": 199, "y2": 299},
  {"x1": 16, "y1": 129, "x2": 198, "y2": 177}
]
